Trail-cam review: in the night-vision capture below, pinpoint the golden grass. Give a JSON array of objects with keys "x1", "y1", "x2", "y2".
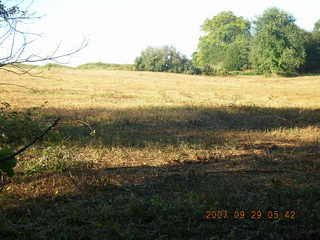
[
  {"x1": 1, "y1": 69, "x2": 319, "y2": 171},
  {"x1": 0, "y1": 68, "x2": 319, "y2": 172},
  {"x1": 2, "y1": 69, "x2": 320, "y2": 109}
]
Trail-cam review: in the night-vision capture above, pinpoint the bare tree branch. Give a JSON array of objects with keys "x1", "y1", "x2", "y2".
[
  {"x1": 0, "y1": 0, "x2": 88, "y2": 74},
  {"x1": 0, "y1": 118, "x2": 61, "y2": 162},
  {"x1": 0, "y1": 1, "x2": 87, "y2": 164}
]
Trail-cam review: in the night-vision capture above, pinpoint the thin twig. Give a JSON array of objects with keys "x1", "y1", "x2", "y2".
[{"x1": 0, "y1": 82, "x2": 36, "y2": 91}]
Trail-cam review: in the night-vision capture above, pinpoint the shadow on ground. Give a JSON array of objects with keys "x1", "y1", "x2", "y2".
[
  {"x1": 1, "y1": 104, "x2": 320, "y2": 239},
  {"x1": 34, "y1": 104, "x2": 320, "y2": 148},
  {"x1": 1, "y1": 158, "x2": 320, "y2": 239}
]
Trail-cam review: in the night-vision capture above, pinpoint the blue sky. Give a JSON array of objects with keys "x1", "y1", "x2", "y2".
[{"x1": 24, "y1": 0, "x2": 320, "y2": 66}]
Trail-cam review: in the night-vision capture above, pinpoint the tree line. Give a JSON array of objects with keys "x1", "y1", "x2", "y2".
[{"x1": 135, "y1": 8, "x2": 320, "y2": 76}]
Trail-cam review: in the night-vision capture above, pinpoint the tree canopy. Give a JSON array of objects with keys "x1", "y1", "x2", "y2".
[
  {"x1": 134, "y1": 46, "x2": 192, "y2": 73},
  {"x1": 194, "y1": 11, "x2": 251, "y2": 71},
  {"x1": 250, "y1": 8, "x2": 306, "y2": 75},
  {"x1": 300, "y1": 21, "x2": 320, "y2": 73},
  {"x1": 191, "y1": 8, "x2": 320, "y2": 75}
]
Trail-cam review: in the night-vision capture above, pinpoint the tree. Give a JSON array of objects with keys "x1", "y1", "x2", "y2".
[
  {"x1": 223, "y1": 36, "x2": 251, "y2": 71},
  {"x1": 194, "y1": 11, "x2": 251, "y2": 71},
  {"x1": 299, "y1": 31, "x2": 320, "y2": 73},
  {"x1": 250, "y1": 8, "x2": 305, "y2": 75},
  {"x1": 314, "y1": 19, "x2": 320, "y2": 32},
  {"x1": 299, "y1": 20, "x2": 320, "y2": 73},
  {"x1": 134, "y1": 46, "x2": 192, "y2": 73},
  {"x1": 0, "y1": 0, "x2": 86, "y2": 177}
]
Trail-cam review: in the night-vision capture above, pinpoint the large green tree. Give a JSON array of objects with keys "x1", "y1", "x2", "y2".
[
  {"x1": 250, "y1": 8, "x2": 305, "y2": 75},
  {"x1": 194, "y1": 11, "x2": 251, "y2": 71}
]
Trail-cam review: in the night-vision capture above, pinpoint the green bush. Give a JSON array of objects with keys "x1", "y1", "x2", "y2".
[{"x1": 134, "y1": 46, "x2": 193, "y2": 74}]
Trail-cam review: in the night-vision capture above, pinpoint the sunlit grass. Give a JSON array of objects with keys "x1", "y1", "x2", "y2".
[{"x1": 2, "y1": 69, "x2": 320, "y2": 109}]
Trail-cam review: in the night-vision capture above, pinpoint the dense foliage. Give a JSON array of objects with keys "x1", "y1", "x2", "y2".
[
  {"x1": 194, "y1": 8, "x2": 319, "y2": 75},
  {"x1": 300, "y1": 27, "x2": 320, "y2": 73},
  {"x1": 194, "y1": 11, "x2": 251, "y2": 71},
  {"x1": 250, "y1": 8, "x2": 306, "y2": 75},
  {"x1": 134, "y1": 46, "x2": 194, "y2": 74}
]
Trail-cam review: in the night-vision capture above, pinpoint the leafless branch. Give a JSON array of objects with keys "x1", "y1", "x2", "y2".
[
  {"x1": 0, "y1": 0, "x2": 88, "y2": 74},
  {"x1": 0, "y1": 118, "x2": 61, "y2": 162}
]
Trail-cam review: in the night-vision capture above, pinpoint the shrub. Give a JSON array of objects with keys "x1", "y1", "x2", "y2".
[{"x1": 134, "y1": 46, "x2": 192, "y2": 74}]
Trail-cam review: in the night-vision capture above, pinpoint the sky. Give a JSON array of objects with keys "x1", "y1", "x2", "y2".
[{"x1": 18, "y1": 0, "x2": 320, "y2": 66}]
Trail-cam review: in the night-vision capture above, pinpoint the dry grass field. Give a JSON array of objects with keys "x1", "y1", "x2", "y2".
[{"x1": 1, "y1": 69, "x2": 320, "y2": 239}]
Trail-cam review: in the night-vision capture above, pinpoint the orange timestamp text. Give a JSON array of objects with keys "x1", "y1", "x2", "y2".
[{"x1": 204, "y1": 210, "x2": 296, "y2": 220}]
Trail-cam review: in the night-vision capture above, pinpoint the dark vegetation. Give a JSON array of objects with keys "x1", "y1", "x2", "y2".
[{"x1": 134, "y1": 46, "x2": 198, "y2": 74}]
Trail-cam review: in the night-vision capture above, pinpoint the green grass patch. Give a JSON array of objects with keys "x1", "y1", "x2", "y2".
[{"x1": 77, "y1": 62, "x2": 134, "y2": 71}]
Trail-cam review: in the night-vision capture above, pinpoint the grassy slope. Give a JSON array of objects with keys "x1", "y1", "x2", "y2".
[{"x1": 0, "y1": 69, "x2": 320, "y2": 239}]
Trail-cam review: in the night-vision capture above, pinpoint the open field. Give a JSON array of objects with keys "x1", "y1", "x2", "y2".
[{"x1": 1, "y1": 69, "x2": 320, "y2": 239}]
